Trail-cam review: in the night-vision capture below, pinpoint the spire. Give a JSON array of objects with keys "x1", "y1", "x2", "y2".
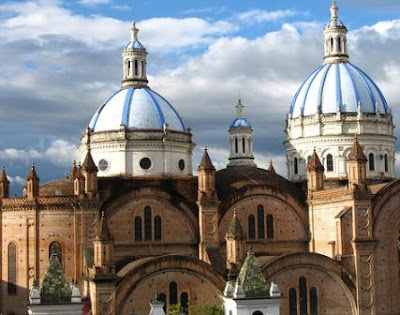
[
  {"x1": 307, "y1": 149, "x2": 324, "y2": 172},
  {"x1": 27, "y1": 163, "x2": 40, "y2": 181},
  {"x1": 82, "y1": 150, "x2": 97, "y2": 172},
  {"x1": 70, "y1": 160, "x2": 78, "y2": 180},
  {"x1": 323, "y1": 0, "x2": 349, "y2": 64},
  {"x1": 1, "y1": 167, "x2": 9, "y2": 183},
  {"x1": 95, "y1": 212, "x2": 113, "y2": 241},
  {"x1": 330, "y1": 0, "x2": 338, "y2": 26},
  {"x1": 226, "y1": 209, "x2": 243, "y2": 240},
  {"x1": 348, "y1": 136, "x2": 367, "y2": 162},
  {"x1": 198, "y1": 148, "x2": 215, "y2": 171},
  {"x1": 268, "y1": 160, "x2": 276, "y2": 173},
  {"x1": 236, "y1": 99, "x2": 244, "y2": 118}
]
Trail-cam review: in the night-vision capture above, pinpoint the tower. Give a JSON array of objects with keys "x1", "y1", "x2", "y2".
[
  {"x1": 0, "y1": 167, "x2": 10, "y2": 198},
  {"x1": 26, "y1": 163, "x2": 39, "y2": 199},
  {"x1": 93, "y1": 212, "x2": 114, "y2": 273},
  {"x1": 121, "y1": 21, "x2": 148, "y2": 89},
  {"x1": 307, "y1": 150, "x2": 324, "y2": 191},
  {"x1": 285, "y1": 0, "x2": 395, "y2": 182},
  {"x1": 197, "y1": 149, "x2": 220, "y2": 263},
  {"x1": 347, "y1": 136, "x2": 367, "y2": 189},
  {"x1": 228, "y1": 99, "x2": 256, "y2": 167},
  {"x1": 225, "y1": 209, "x2": 245, "y2": 270},
  {"x1": 81, "y1": 132, "x2": 98, "y2": 198}
]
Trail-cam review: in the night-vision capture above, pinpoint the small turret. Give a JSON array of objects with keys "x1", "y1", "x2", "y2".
[
  {"x1": 74, "y1": 163, "x2": 85, "y2": 197},
  {"x1": 347, "y1": 136, "x2": 367, "y2": 190},
  {"x1": 0, "y1": 167, "x2": 10, "y2": 198},
  {"x1": 93, "y1": 212, "x2": 114, "y2": 273},
  {"x1": 70, "y1": 160, "x2": 78, "y2": 180},
  {"x1": 81, "y1": 133, "x2": 98, "y2": 198},
  {"x1": 225, "y1": 209, "x2": 245, "y2": 269},
  {"x1": 197, "y1": 148, "x2": 220, "y2": 263},
  {"x1": 268, "y1": 160, "x2": 276, "y2": 174},
  {"x1": 26, "y1": 163, "x2": 40, "y2": 199},
  {"x1": 307, "y1": 150, "x2": 325, "y2": 191},
  {"x1": 198, "y1": 148, "x2": 216, "y2": 196}
]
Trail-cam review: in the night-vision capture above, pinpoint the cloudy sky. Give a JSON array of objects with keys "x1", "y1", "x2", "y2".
[{"x1": 1, "y1": 0, "x2": 400, "y2": 194}]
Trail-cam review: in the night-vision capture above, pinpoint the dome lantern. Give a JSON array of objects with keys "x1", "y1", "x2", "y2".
[
  {"x1": 121, "y1": 21, "x2": 148, "y2": 89},
  {"x1": 228, "y1": 99, "x2": 256, "y2": 168},
  {"x1": 323, "y1": 0, "x2": 349, "y2": 64}
]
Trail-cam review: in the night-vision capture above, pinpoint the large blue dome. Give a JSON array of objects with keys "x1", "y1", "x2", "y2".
[
  {"x1": 89, "y1": 87, "x2": 185, "y2": 132},
  {"x1": 290, "y1": 62, "x2": 389, "y2": 118},
  {"x1": 230, "y1": 118, "x2": 251, "y2": 128}
]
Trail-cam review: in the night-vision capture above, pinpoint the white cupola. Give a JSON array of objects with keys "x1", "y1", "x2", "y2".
[
  {"x1": 79, "y1": 21, "x2": 194, "y2": 178},
  {"x1": 122, "y1": 22, "x2": 148, "y2": 89},
  {"x1": 285, "y1": 0, "x2": 395, "y2": 182},
  {"x1": 227, "y1": 99, "x2": 256, "y2": 168}
]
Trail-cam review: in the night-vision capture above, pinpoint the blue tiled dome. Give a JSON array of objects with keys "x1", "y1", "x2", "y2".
[
  {"x1": 230, "y1": 118, "x2": 251, "y2": 128},
  {"x1": 125, "y1": 39, "x2": 145, "y2": 50},
  {"x1": 89, "y1": 87, "x2": 185, "y2": 132},
  {"x1": 290, "y1": 62, "x2": 389, "y2": 118}
]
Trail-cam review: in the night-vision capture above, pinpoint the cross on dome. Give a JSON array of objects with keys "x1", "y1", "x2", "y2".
[
  {"x1": 130, "y1": 21, "x2": 139, "y2": 41},
  {"x1": 330, "y1": 0, "x2": 339, "y2": 26},
  {"x1": 236, "y1": 99, "x2": 244, "y2": 118}
]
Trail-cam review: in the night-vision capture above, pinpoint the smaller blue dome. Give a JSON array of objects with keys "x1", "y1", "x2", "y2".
[
  {"x1": 125, "y1": 40, "x2": 145, "y2": 50},
  {"x1": 230, "y1": 118, "x2": 251, "y2": 128}
]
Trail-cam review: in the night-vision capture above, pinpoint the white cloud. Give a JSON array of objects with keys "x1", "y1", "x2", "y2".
[
  {"x1": 0, "y1": 1, "x2": 237, "y2": 50},
  {"x1": 238, "y1": 9, "x2": 299, "y2": 24},
  {"x1": 7, "y1": 175, "x2": 25, "y2": 186},
  {"x1": 0, "y1": 140, "x2": 78, "y2": 167}
]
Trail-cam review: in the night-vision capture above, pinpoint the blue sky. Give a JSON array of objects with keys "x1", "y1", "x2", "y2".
[{"x1": 0, "y1": 0, "x2": 400, "y2": 194}]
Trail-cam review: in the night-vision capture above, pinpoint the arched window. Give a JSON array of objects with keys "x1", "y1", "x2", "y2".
[
  {"x1": 49, "y1": 241, "x2": 62, "y2": 264},
  {"x1": 326, "y1": 154, "x2": 334, "y2": 172},
  {"x1": 154, "y1": 216, "x2": 162, "y2": 240},
  {"x1": 134, "y1": 216, "x2": 142, "y2": 241},
  {"x1": 289, "y1": 288, "x2": 297, "y2": 315},
  {"x1": 299, "y1": 277, "x2": 308, "y2": 315},
  {"x1": 169, "y1": 281, "x2": 178, "y2": 305},
  {"x1": 127, "y1": 60, "x2": 131, "y2": 76},
  {"x1": 368, "y1": 153, "x2": 375, "y2": 171},
  {"x1": 181, "y1": 292, "x2": 189, "y2": 313},
  {"x1": 235, "y1": 138, "x2": 238, "y2": 154},
  {"x1": 252, "y1": 312, "x2": 263, "y2": 315},
  {"x1": 307, "y1": 155, "x2": 311, "y2": 166},
  {"x1": 338, "y1": 37, "x2": 342, "y2": 52},
  {"x1": 134, "y1": 59, "x2": 138, "y2": 76},
  {"x1": 294, "y1": 157, "x2": 299, "y2": 175},
  {"x1": 144, "y1": 206, "x2": 152, "y2": 241},
  {"x1": 257, "y1": 205, "x2": 265, "y2": 239},
  {"x1": 248, "y1": 215, "x2": 256, "y2": 239},
  {"x1": 242, "y1": 137, "x2": 246, "y2": 153},
  {"x1": 310, "y1": 287, "x2": 318, "y2": 315},
  {"x1": 330, "y1": 37, "x2": 334, "y2": 51},
  {"x1": 266, "y1": 215, "x2": 274, "y2": 239},
  {"x1": 384, "y1": 154, "x2": 389, "y2": 173},
  {"x1": 8, "y1": 242, "x2": 17, "y2": 294},
  {"x1": 141, "y1": 61, "x2": 145, "y2": 77}
]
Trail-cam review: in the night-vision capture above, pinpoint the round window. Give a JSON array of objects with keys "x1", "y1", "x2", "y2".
[
  {"x1": 98, "y1": 159, "x2": 109, "y2": 171},
  {"x1": 140, "y1": 157, "x2": 152, "y2": 170},
  {"x1": 178, "y1": 159, "x2": 185, "y2": 171}
]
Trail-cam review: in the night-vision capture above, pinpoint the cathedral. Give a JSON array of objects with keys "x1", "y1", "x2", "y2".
[{"x1": 1, "y1": 1, "x2": 399, "y2": 314}]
